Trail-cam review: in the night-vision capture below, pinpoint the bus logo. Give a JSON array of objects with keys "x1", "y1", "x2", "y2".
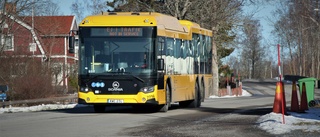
[
  {"x1": 108, "y1": 81, "x2": 123, "y2": 91},
  {"x1": 112, "y1": 81, "x2": 120, "y2": 88}
]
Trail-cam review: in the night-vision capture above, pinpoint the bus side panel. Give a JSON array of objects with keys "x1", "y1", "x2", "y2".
[
  {"x1": 170, "y1": 74, "x2": 196, "y2": 102},
  {"x1": 156, "y1": 89, "x2": 166, "y2": 105}
]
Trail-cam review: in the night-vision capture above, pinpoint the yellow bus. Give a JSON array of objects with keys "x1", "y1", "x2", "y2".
[{"x1": 69, "y1": 12, "x2": 213, "y2": 112}]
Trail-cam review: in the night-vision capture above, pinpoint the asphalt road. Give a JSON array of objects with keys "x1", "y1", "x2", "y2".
[{"x1": 1, "y1": 79, "x2": 319, "y2": 137}]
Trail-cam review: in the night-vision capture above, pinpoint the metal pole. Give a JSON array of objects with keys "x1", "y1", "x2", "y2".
[
  {"x1": 277, "y1": 44, "x2": 285, "y2": 124},
  {"x1": 277, "y1": 44, "x2": 282, "y2": 82}
]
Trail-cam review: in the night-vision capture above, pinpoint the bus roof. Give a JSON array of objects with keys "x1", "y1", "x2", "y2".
[
  {"x1": 179, "y1": 20, "x2": 212, "y2": 37},
  {"x1": 80, "y1": 12, "x2": 211, "y2": 38}
]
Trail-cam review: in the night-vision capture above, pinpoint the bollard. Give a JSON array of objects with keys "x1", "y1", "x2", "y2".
[
  {"x1": 290, "y1": 81, "x2": 299, "y2": 112},
  {"x1": 273, "y1": 82, "x2": 287, "y2": 114},
  {"x1": 300, "y1": 83, "x2": 309, "y2": 112}
]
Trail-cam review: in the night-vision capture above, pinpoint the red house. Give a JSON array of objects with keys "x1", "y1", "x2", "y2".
[{"x1": 1, "y1": 14, "x2": 78, "y2": 91}]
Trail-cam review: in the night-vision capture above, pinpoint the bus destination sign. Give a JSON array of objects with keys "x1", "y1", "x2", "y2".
[{"x1": 91, "y1": 27, "x2": 143, "y2": 37}]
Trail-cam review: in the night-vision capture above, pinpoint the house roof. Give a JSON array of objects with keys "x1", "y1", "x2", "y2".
[{"x1": 20, "y1": 16, "x2": 76, "y2": 36}]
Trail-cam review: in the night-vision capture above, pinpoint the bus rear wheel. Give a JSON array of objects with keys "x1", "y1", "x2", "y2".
[{"x1": 93, "y1": 105, "x2": 106, "y2": 113}]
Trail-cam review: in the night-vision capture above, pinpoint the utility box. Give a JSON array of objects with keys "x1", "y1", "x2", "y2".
[{"x1": 298, "y1": 77, "x2": 317, "y2": 105}]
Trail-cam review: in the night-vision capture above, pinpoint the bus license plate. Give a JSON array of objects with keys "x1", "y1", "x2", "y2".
[{"x1": 107, "y1": 99, "x2": 124, "y2": 103}]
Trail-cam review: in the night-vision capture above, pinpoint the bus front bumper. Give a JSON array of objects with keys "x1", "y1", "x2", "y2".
[{"x1": 78, "y1": 92, "x2": 159, "y2": 105}]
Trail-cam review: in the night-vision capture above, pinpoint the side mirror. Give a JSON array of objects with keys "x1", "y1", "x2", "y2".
[
  {"x1": 157, "y1": 58, "x2": 164, "y2": 70},
  {"x1": 69, "y1": 36, "x2": 75, "y2": 53}
]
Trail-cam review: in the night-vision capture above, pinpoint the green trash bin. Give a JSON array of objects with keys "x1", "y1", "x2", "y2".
[{"x1": 298, "y1": 77, "x2": 317, "y2": 105}]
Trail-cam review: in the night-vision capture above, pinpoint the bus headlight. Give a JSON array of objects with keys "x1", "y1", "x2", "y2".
[
  {"x1": 80, "y1": 86, "x2": 89, "y2": 92},
  {"x1": 140, "y1": 86, "x2": 154, "y2": 93}
]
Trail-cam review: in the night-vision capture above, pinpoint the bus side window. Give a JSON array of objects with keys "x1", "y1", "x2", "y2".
[{"x1": 158, "y1": 37, "x2": 164, "y2": 55}]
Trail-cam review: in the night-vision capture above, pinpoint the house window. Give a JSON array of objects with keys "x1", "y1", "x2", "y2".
[{"x1": 1, "y1": 34, "x2": 14, "y2": 51}]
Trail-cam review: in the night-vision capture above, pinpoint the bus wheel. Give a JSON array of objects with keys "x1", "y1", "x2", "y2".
[
  {"x1": 159, "y1": 84, "x2": 171, "y2": 112},
  {"x1": 93, "y1": 105, "x2": 106, "y2": 113},
  {"x1": 201, "y1": 81, "x2": 205, "y2": 102},
  {"x1": 191, "y1": 82, "x2": 200, "y2": 108}
]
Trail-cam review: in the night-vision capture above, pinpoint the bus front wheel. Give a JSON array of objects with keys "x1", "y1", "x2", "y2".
[{"x1": 159, "y1": 84, "x2": 171, "y2": 112}]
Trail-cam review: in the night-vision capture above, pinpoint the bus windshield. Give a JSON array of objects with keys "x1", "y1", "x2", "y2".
[{"x1": 79, "y1": 27, "x2": 156, "y2": 75}]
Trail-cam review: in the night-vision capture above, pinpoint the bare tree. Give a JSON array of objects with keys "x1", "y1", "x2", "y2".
[
  {"x1": 201, "y1": 0, "x2": 242, "y2": 95},
  {"x1": 37, "y1": 0, "x2": 61, "y2": 16},
  {"x1": 71, "y1": 1, "x2": 85, "y2": 21},
  {"x1": 13, "y1": 0, "x2": 61, "y2": 16},
  {"x1": 273, "y1": 0, "x2": 320, "y2": 78},
  {"x1": 241, "y1": 17, "x2": 263, "y2": 79},
  {"x1": 273, "y1": 2, "x2": 299, "y2": 75},
  {"x1": 87, "y1": 0, "x2": 111, "y2": 15}
]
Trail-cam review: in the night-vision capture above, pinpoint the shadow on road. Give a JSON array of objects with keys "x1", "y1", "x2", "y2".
[
  {"x1": 47, "y1": 104, "x2": 183, "y2": 114},
  {"x1": 195, "y1": 106, "x2": 273, "y2": 116}
]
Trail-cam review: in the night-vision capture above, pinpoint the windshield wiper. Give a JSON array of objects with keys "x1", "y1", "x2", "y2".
[
  {"x1": 103, "y1": 72, "x2": 144, "y2": 82},
  {"x1": 131, "y1": 75, "x2": 144, "y2": 83},
  {"x1": 104, "y1": 71, "x2": 131, "y2": 75}
]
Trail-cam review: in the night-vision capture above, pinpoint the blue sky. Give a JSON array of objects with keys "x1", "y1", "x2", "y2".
[
  {"x1": 236, "y1": 2, "x2": 278, "y2": 58},
  {"x1": 57, "y1": 0, "x2": 73, "y2": 15},
  {"x1": 244, "y1": 4, "x2": 277, "y2": 43}
]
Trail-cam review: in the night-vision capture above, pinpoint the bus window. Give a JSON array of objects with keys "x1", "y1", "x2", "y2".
[
  {"x1": 174, "y1": 39, "x2": 181, "y2": 59},
  {"x1": 157, "y1": 36, "x2": 165, "y2": 56},
  {"x1": 79, "y1": 27, "x2": 156, "y2": 75}
]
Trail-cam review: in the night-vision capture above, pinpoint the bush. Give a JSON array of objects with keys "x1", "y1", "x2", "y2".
[
  {"x1": 11, "y1": 74, "x2": 56, "y2": 100},
  {"x1": 68, "y1": 70, "x2": 78, "y2": 94},
  {"x1": 0, "y1": 56, "x2": 58, "y2": 100},
  {"x1": 10, "y1": 61, "x2": 56, "y2": 100}
]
